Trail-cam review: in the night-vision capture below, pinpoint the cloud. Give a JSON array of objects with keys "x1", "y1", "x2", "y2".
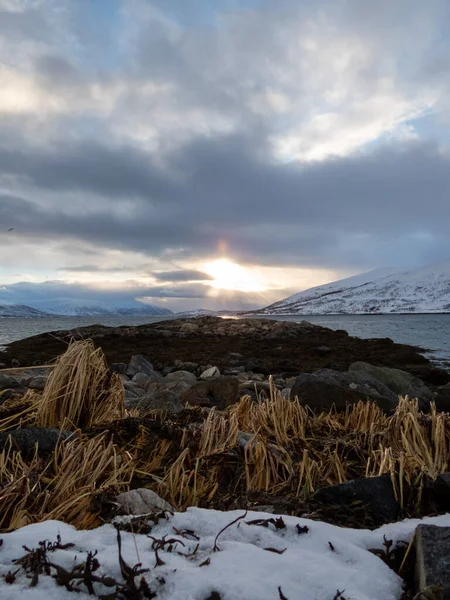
[
  {"x1": 1, "y1": 0, "x2": 450, "y2": 309},
  {"x1": 152, "y1": 270, "x2": 214, "y2": 282}
]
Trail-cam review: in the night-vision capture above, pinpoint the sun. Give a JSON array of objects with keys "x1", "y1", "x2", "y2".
[{"x1": 202, "y1": 259, "x2": 266, "y2": 292}]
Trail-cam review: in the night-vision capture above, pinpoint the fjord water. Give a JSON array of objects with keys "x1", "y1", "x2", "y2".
[{"x1": 0, "y1": 314, "x2": 450, "y2": 366}]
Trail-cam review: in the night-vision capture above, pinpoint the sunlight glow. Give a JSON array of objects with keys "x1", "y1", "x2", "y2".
[{"x1": 203, "y1": 259, "x2": 266, "y2": 292}]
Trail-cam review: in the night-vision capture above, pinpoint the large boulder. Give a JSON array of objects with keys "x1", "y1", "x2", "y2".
[
  {"x1": 0, "y1": 427, "x2": 77, "y2": 457},
  {"x1": 165, "y1": 370, "x2": 198, "y2": 385},
  {"x1": 313, "y1": 475, "x2": 398, "y2": 522},
  {"x1": 182, "y1": 376, "x2": 240, "y2": 409},
  {"x1": 290, "y1": 369, "x2": 398, "y2": 412},
  {"x1": 415, "y1": 525, "x2": 450, "y2": 598},
  {"x1": 126, "y1": 389, "x2": 183, "y2": 413},
  {"x1": 0, "y1": 373, "x2": 23, "y2": 391},
  {"x1": 434, "y1": 383, "x2": 450, "y2": 413},
  {"x1": 349, "y1": 361, "x2": 434, "y2": 408},
  {"x1": 126, "y1": 355, "x2": 164, "y2": 381}
]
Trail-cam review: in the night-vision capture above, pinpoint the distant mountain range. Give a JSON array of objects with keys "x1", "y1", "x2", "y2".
[
  {"x1": 0, "y1": 298, "x2": 173, "y2": 317},
  {"x1": 255, "y1": 262, "x2": 450, "y2": 315}
]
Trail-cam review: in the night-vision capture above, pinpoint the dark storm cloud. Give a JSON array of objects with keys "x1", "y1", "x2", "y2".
[
  {"x1": 0, "y1": 279, "x2": 211, "y2": 304},
  {"x1": 0, "y1": 141, "x2": 176, "y2": 201},
  {"x1": 2, "y1": 135, "x2": 450, "y2": 270},
  {"x1": 152, "y1": 270, "x2": 214, "y2": 282}
]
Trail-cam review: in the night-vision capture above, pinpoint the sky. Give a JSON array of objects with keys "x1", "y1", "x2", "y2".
[{"x1": 1, "y1": 0, "x2": 450, "y2": 312}]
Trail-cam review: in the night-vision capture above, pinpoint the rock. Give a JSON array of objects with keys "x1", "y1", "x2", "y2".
[
  {"x1": 126, "y1": 355, "x2": 163, "y2": 381},
  {"x1": 128, "y1": 389, "x2": 183, "y2": 413},
  {"x1": 132, "y1": 372, "x2": 151, "y2": 388},
  {"x1": 200, "y1": 366, "x2": 221, "y2": 379},
  {"x1": 434, "y1": 388, "x2": 450, "y2": 413},
  {"x1": 123, "y1": 381, "x2": 146, "y2": 397},
  {"x1": 238, "y1": 431, "x2": 254, "y2": 449},
  {"x1": 415, "y1": 524, "x2": 450, "y2": 598},
  {"x1": 239, "y1": 380, "x2": 271, "y2": 394},
  {"x1": 165, "y1": 370, "x2": 197, "y2": 385},
  {"x1": 223, "y1": 366, "x2": 247, "y2": 375},
  {"x1": 349, "y1": 361, "x2": 434, "y2": 408},
  {"x1": 116, "y1": 488, "x2": 173, "y2": 515},
  {"x1": 110, "y1": 362, "x2": 128, "y2": 375},
  {"x1": 315, "y1": 346, "x2": 331, "y2": 355},
  {"x1": 145, "y1": 380, "x2": 192, "y2": 395},
  {"x1": 0, "y1": 427, "x2": 77, "y2": 457},
  {"x1": 0, "y1": 362, "x2": 6, "y2": 369},
  {"x1": 11, "y1": 358, "x2": 20, "y2": 367},
  {"x1": 28, "y1": 375, "x2": 47, "y2": 390},
  {"x1": 180, "y1": 322, "x2": 200, "y2": 333},
  {"x1": 182, "y1": 376, "x2": 239, "y2": 410},
  {"x1": 430, "y1": 473, "x2": 450, "y2": 511},
  {"x1": 290, "y1": 369, "x2": 398, "y2": 413},
  {"x1": 313, "y1": 474, "x2": 398, "y2": 522},
  {"x1": 0, "y1": 373, "x2": 23, "y2": 391}
]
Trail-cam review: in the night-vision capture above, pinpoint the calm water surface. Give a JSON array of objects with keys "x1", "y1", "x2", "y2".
[{"x1": 1, "y1": 314, "x2": 450, "y2": 366}]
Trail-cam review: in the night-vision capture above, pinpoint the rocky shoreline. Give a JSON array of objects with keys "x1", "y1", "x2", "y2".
[{"x1": 1, "y1": 316, "x2": 450, "y2": 412}]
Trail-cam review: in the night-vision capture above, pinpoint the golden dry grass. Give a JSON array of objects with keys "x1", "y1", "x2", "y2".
[
  {"x1": 0, "y1": 433, "x2": 133, "y2": 531},
  {"x1": 36, "y1": 340, "x2": 125, "y2": 429}
]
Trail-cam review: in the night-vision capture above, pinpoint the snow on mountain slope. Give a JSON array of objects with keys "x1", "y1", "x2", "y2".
[
  {"x1": 26, "y1": 298, "x2": 173, "y2": 317},
  {"x1": 0, "y1": 304, "x2": 48, "y2": 317},
  {"x1": 258, "y1": 262, "x2": 450, "y2": 315}
]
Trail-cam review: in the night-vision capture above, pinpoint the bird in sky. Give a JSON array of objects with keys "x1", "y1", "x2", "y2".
[{"x1": 8, "y1": 228, "x2": 14, "y2": 232}]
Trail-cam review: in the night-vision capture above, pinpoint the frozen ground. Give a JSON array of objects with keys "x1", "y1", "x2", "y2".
[{"x1": 2, "y1": 508, "x2": 450, "y2": 599}]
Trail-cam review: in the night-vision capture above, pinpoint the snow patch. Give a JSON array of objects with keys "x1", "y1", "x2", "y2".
[{"x1": 2, "y1": 508, "x2": 450, "y2": 599}]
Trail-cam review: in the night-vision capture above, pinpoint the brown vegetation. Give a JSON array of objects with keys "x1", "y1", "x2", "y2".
[{"x1": 1, "y1": 341, "x2": 450, "y2": 532}]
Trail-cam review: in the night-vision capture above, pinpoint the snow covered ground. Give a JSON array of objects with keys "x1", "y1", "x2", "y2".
[{"x1": 2, "y1": 508, "x2": 450, "y2": 600}]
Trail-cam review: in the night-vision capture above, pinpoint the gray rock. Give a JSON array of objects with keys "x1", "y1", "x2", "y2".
[
  {"x1": 349, "y1": 362, "x2": 433, "y2": 407},
  {"x1": 238, "y1": 431, "x2": 255, "y2": 449},
  {"x1": 126, "y1": 355, "x2": 163, "y2": 381},
  {"x1": 110, "y1": 362, "x2": 128, "y2": 375},
  {"x1": 0, "y1": 427, "x2": 77, "y2": 457},
  {"x1": 132, "y1": 372, "x2": 151, "y2": 388},
  {"x1": 0, "y1": 362, "x2": 6, "y2": 369},
  {"x1": 200, "y1": 366, "x2": 221, "y2": 379},
  {"x1": 223, "y1": 366, "x2": 247, "y2": 375},
  {"x1": 0, "y1": 373, "x2": 23, "y2": 391},
  {"x1": 415, "y1": 524, "x2": 450, "y2": 598},
  {"x1": 435, "y1": 388, "x2": 450, "y2": 413},
  {"x1": 315, "y1": 346, "x2": 331, "y2": 355},
  {"x1": 116, "y1": 488, "x2": 173, "y2": 515},
  {"x1": 313, "y1": 474, "x2": 398, "y2": 522},
  {"x1": 165, "y1": 370, "x2": 197, "y2": 385},
  {"x1": 28, "y1": 375, "x2": 47, "y2": 390},
  {"x1": 145, "y1": 380, "x2": 192, "y2": 395},
  {"x1": 430, "y1": 473, "x2": 450, "y2": 512},
  {"x1": 290, "y1": 369, "x2": 398, "y2": 413},
  {"x1": 129, "y1": 389, "x2": 183, "y2": 413},
  {"x1": 182, "y1": 376, "x2": 240, "y2": 410},
  {"x1": 124, "y1": 381, "x2": 146, "y2": 398}
]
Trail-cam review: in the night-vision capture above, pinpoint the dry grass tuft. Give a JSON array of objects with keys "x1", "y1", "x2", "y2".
[
  {"x1": 36, "y1": 340, "x2": 125, "y2": 429},
  {"x1": 0, "y1": 433, "x2": 133, "y2": 531}
]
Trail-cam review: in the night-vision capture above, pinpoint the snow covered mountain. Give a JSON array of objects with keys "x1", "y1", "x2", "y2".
[
  {"x1": 24, "y1": 298, "x2": 173, "y2": 317},
  {"x1": 256, "y1": 262, "x2": 450, "y2": 315},
  {"x1": 0, "y1": 304, "x2": 48, "y2": 317}
]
